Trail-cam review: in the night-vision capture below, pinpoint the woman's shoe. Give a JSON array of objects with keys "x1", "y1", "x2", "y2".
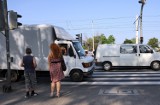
[
  {"x1": 56, "y1": 92, "x2": 60, "y2": 98},
  {"x1": 50, "y1": 92, "x2": 54, "y2": 97}
]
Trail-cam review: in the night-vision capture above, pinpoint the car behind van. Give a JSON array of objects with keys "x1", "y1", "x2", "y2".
[{"x1": 95, "y1": 44, "x2": 160, "y2": 71}]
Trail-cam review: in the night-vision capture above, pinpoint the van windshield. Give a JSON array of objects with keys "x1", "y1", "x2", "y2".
[{"x1": 72, "y1": 42, "x2": 85, "y2": 57}]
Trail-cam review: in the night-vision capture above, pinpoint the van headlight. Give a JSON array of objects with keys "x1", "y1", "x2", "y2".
[{"x1": 82, "y1": 62, "x2": 92, "y2": 68}]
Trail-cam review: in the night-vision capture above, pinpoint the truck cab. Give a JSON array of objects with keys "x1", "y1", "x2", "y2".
[{"x1": 56, "y1": 40, "x2": 94, "y2": 81}]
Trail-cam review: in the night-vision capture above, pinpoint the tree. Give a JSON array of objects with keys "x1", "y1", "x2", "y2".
[
  {"x1": 99, "y1": 34, "x2": 106, "y2": 44},
  {"x1": 123, "y1": 38, "x2": 136, "y2": 44},
  {"x1": 84, "y1": 34, "x2": 116, "y2": 51},
  {"x1": 106, "y1": 35, "x2": 115, "y2": 44},
  {"x1": 123, "y1": 39, "x2": 133, "y2": 44},
  {"x1": 131, "y1": 38, "x2": 136, "y2": 44},
  {"x1": 85, "y1": 38, "x2": 93, "y2": 51},
  {"x1": 147, "y1": 37, "x2": 158, "y2": 48}
]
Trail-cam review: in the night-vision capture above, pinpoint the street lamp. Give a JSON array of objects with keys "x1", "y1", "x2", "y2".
[
  {"x1": 139, "y1": 0, "x2": 146, "y2": 44},
  {"x1": 92, "y1": 20, "x2": 95, "y2": 52}
]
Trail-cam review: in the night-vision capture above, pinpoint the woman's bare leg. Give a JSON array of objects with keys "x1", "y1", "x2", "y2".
[
  {"x1": 50, "y1": 82, "x2": 55, "y2": 97},
  {"x1": 56, "y1": 81, "x2": 61, "y2": 97}
]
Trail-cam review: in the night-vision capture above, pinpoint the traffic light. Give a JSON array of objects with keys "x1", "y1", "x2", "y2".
[
  {"x1": 9, "y1": 10, "x2": 22, "y2": 29},
  {"x1": 140, "y1": 37, "x2": 143, "y2": 44},
  {"x1": 76, "y1": 34, "x2": 81, "y2": 40},
  {"x1": 139, "y1": 0, "x2": 146, "y2": 4},
  {"x1": 0, "y1": 0, "x2": 5, "y2": 31},
  {"x1": 76, "y1": 33, "x2": 82, "y2": 45}
]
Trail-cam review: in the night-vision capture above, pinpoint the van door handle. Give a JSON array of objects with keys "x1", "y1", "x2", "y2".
[{"x1": 136, "y1": 54, "x2": 140, "y2": 56}]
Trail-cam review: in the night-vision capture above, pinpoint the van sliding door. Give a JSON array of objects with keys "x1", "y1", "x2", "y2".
[{"x1": 120, "y1": 45, "x2": 138, "y2": 66}]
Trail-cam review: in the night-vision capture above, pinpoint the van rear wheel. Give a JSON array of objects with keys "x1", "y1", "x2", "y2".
[
  {"x1": 103, "y1": 62, "x2": 112, "y2": 71},
  {"x1": 151, "y1": 61, "x2": 160, "y2": 71},
  {"x1": 5, "y1": 71, "x2": 19, "y2": 82}
]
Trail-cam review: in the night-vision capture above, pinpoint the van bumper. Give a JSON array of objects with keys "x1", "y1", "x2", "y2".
[{"x1": 83, "y1": 67, "x2": 94, "y2": 76}]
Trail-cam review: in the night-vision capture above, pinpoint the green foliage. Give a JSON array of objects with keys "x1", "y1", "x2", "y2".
[
  {"x1": 147, "y1": 37, "x2": 158, "y2": 48},
  {"x1": 85, "y1": 38, "x2": 93, "y2": 51},
  {"x1": 106, "y1": 35, "x2": 115, "y2": 44},
  {"x1": 99, "y1": 34, "x2": 106, "y2": 44},
  {"x1": 131, "y1": 38, "x2": 136, "y2": 44},
  {"x1": 82, "y1": 43, "x2": 88, "y2": 49},
  {"x1": 84, "y1": 34, "x2": 115, "y2": 51},
  {"x1": 123, "y1": 38, "x2": 136, "y2": 44}
]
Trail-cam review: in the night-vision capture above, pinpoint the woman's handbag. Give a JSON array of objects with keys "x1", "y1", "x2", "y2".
[{"x1": 61, "y1": 57, "x2": 66, "y2": 71}]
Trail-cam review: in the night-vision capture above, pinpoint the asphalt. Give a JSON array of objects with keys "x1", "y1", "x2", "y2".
[{"x1": 1, "y1": 77, "x2": 160, "y2": 105}]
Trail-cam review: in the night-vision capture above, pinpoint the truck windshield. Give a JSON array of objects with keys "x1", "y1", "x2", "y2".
[{"x1": 73, "y1": 42, "x2": 85, "y2": 57}]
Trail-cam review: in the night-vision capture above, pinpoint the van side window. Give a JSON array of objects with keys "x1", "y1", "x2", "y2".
[
  {"x1": 69, "y1": 46, "x2": 74, "y2": 57},
  {"x1": 139, "y1": 45, "x2": 152, "y2": 53},
  {"x1": 120, "y1": 45, "x2": 137, "y2": 54}
]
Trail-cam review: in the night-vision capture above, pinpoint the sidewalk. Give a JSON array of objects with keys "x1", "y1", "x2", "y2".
[{"x1": 1, "y1": 80, "x2": 160, "y2": 105}]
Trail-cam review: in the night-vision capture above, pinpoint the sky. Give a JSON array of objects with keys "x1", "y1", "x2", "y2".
[{"x1": 7, "y1": 0, "x2": 160, "y2": 44}]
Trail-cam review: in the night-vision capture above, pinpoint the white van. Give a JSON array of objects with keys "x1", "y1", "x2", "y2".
[{"x1": 95, "y1": 44, "x2": 160, "y2": 71}]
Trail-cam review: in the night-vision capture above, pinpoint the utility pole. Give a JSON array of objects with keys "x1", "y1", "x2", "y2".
[
  {"x1": 139, "y1": 0, "x2": 146, "y2": 44},
  {"x1": 135, "y1": 15, "x2": 139, "y2": 44},
  {"x1": 3, "y1": 0, "x2": 12, "y2": 92}
]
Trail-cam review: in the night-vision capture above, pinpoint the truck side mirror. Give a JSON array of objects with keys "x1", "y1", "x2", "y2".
[{"x1": 147, "y1": 49, "x2": 153, "y2": 53}]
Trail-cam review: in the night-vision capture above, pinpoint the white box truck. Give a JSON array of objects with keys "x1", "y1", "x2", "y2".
[
  {"x1": 95, "y1": 44, "x2": 160, "y2": 71},
  {"x1": 0, "y1": 24, "x2": 94, "y2": 82}
]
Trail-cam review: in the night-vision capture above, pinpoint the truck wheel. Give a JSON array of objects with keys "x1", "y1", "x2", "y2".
[
  {"x1": 103, "y1": 62, "x2": 112, "y2": 71},
  {"x1": 70, "y1": 70, "x2": 83, "y2": 82},
  {"x1": 5, "y1": 71, "x2": 19, "y2": 82},
  {"x1": 151, "y1": 61, "x2": 160, "y2": 71}
]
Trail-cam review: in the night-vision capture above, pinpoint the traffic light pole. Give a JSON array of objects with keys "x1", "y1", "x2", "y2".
[
  {"x1": 139, "y1": 0, "x2": 146, "y2": 44},
  {"x1": 139, "y1": 3, "x2": 144, "y2": 44},
  {"x1": 0, "y1": 0, "x2": 5, "y2": 31},
  {"x1": 3, "y1": 0, "x2": 12, "y2": 92},
  {"x1": 80, "y1": 33, "x2": 82, "y2": 45}
]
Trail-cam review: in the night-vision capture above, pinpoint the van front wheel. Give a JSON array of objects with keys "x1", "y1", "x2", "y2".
[
  {"x1": 103, "y1": 62, "x2": 112, "y2": 71},
  {"x1": 70, "y1": 70, "x2": 83, "y2": 82},
  {"x1": 151, "y1": 61, "x2": 160, "y2": 71}
]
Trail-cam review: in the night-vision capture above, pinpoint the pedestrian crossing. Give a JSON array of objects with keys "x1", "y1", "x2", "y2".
[{"x1": 61, "y1": 70, "x2": 160, "y2": 85}]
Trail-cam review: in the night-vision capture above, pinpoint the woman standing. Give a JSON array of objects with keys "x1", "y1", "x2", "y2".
[
  {"x1": 20, "y1": 48, "x2": 38, "y2": 98},
  {"x1": 48, "y1": 43, "x2": 65, "y2": 97}
]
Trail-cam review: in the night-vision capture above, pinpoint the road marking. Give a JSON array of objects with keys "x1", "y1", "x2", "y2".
[
  {"x1": 84, "y1": 77, "x2": 160, "y2": 81},
  {"x1": 61, "y1": 81, "x2": 160, "y2": 85},
  {"x1": 92, "y1": 73, "x2": 160, "y2": 77},
  {"x1": 94, "y1": 71, "x2": 160, "y2": 74},
  {"x1": 98, "y1": 89, "x2": 139, "y2": 95}
]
